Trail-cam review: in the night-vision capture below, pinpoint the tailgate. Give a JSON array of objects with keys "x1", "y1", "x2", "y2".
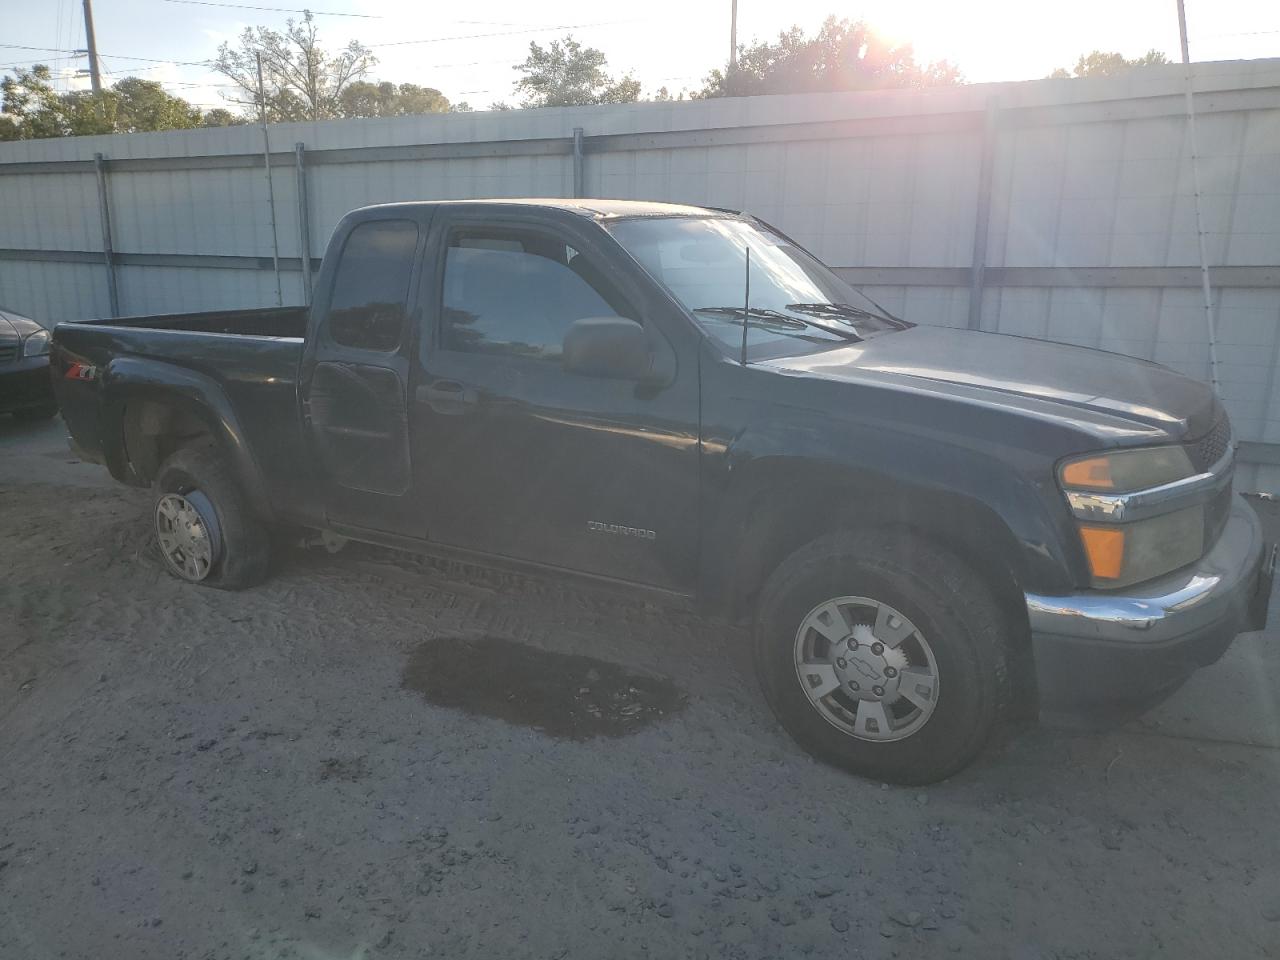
[{"x1": 49, "y1": 327, "x2": 109, "y2": 463}]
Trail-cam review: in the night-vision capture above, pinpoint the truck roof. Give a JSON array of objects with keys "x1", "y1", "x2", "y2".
[{"x1": 352, "y1": 198, "x2": 734, "y2": 220}]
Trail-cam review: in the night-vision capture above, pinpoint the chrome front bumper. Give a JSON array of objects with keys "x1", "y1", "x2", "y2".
[{"x1": 1025, "y1": 496, "x2": 1273, "y2": 718}]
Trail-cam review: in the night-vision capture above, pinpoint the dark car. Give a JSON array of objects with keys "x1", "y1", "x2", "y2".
[
  {"x1": 50, "y1": 199, "x2": 1273, "y2": 784},
  {"x1": 0, "y1": 306, "x2": 58, "y2": 421}
]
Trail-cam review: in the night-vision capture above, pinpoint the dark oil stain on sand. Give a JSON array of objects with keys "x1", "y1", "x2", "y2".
[{"x1": 402, "y1": 636, "x2": 685, "y2": 739}]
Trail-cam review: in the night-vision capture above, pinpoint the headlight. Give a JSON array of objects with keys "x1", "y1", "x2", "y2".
[
  {"x1": 1058, "y1": 445, "x2": 1195, "y2": 492},
  {"x1": 22, "y1": 329, "x2": 50, "y2": 358},
  {"x1": 1059, "y1": 446, "x2": 1203, "y2": 588}
]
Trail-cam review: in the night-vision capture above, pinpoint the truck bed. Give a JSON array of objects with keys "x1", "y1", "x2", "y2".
[
  {"x1": 51, "y1": 305, "x2": 311, "y2": 518},
  {"x1": 74, "y1": 305, "x2": 309, "y2": 338}
]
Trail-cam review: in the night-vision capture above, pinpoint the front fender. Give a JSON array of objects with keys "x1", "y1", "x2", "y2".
[
  {"x1": 100, "y1": 356, "x2": 273, "y2": 519},
  {"x1": 702, "y1": 411, "x2": 1082, "y2": 614}
]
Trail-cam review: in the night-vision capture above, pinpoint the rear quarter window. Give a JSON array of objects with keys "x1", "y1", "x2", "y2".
[{"x1": 326, "y1": 219, "x2": 419, "y2": 352}]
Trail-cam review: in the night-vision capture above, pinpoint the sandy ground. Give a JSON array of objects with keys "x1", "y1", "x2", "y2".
[{"x1": 2, "y1": 414, "x2": 1279, "y2": 960}]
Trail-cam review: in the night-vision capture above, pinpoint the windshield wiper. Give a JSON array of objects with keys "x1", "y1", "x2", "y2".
[
  {"x1": 692, "y1": 306, "x2": 861, "y2": 341},
  {"x1": 786, "y1": 302, "x2": 910, "y2": 329}
]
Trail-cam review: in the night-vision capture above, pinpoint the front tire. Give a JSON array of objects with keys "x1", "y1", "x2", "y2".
[
  {"x1": 153, "y1": 445, "x2": 270, "y2": 590},
  {"x1": 754, "y1": 529, "x2": 1010, "y2": 785}
]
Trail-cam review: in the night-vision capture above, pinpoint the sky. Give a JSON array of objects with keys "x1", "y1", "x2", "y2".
[{"x1": 2, "y1": 0, "x2": 1278, "y2": 114}]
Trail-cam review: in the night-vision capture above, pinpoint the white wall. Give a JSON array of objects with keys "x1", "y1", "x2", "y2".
[{"x1": 2, "y1": 60, "x2": 1279, "y2": 486}]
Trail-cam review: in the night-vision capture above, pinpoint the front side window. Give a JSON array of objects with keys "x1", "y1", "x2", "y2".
[
  {"x1": 605, "y1": 216, "x2": 908, "y2": 360},
  {"x1": 440, "y1": 228, "x2": 633, "y2": 360},
  {"x1": 327, "y1": 219, "x2": 419, "y2": 352}
]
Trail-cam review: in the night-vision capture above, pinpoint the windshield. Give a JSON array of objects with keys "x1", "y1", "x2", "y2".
[{"x1": 605, "y1": 215, "x2": 909, "y2": 359}]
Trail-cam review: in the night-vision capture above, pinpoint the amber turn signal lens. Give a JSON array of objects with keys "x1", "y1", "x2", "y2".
[
  {"x1": 1078, "y1": 525, "x2": 1125, "y2": 580},
  {"x1": 1061, "y1": 457, "x2": 1114, "y2": 490}
]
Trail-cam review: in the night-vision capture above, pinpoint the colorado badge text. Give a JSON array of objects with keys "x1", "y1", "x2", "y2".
[{"x1": 587, "y1": 521, "x2": 656, "y2": 540}]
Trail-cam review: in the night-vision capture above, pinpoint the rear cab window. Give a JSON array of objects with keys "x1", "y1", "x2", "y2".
[{"x1": 326, "y1": 219, "x2": 420, "y2": 352}]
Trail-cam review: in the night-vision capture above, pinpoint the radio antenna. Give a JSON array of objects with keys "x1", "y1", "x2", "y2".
[{"x1": 739, "y1": 247, "x2": 751, "y2": 365}]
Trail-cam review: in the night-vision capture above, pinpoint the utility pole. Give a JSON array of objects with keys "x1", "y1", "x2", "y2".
[
  {"x1": 732, "y1": 0, "x2": 742, "y2": 73},
  {"x1": 257, "y1": 53, "x2": 284, "y2": 307},
  {"x1": 1176, "y1": 0, "x2": 1220, "y2": 396},
  {"x1": 81, "y1": 0, "x2": 103, "y2": 96}
]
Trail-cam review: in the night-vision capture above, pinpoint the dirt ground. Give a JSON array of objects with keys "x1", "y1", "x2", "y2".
[{"x1": 2, "y1": 414, "x2": 1279, "y2": 960}]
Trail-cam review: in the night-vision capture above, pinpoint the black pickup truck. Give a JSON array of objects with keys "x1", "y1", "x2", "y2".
[{"x1": 51, "y1": 199, "x2": 1272, "y2": 784}]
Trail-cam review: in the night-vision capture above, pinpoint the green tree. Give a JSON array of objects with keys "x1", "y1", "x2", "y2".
[
  {"x1": 336, "y1": 80, "x2": 451, "y2": 118},
  {"x1": 700, "y1": 17, "x2": 961, "y2": 98},
  {"x1": 112, "y1": 77, "x2": 203, "y2": 132},
  {"x1": 513, "y1": 35, "x2": 640, "y2": 107},
  {"x1": 201, "y1": 107, "x2": 246, "y2": 127},
  {"x1": 1049, "y1": 49, "x2": 1170, "y2": 79},
  {"x1": 213, "y1": 12, "x2": 376, "y2": 121},
  {"x1": 0, "y1": 66, "x2": 82, "y2": 139},
  {"x1": 1, "y1": 65, "x2": 205, "y2": 138}
]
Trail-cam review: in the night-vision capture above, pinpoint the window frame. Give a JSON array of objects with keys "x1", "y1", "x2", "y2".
[
  {"x1": 321, "y1": 216, "x2": 423, "y2": 355},
  {"x1": 432, "y1": 221, "x2": 641, "y2": 363}
]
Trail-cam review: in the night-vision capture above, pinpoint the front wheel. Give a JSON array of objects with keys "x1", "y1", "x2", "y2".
[
  {"x1": 754, "y1": 530, "x2": 1011, "y2": 785},
  {"x1": 152, "y1": 445, "x2": 270, "y2": 590}
]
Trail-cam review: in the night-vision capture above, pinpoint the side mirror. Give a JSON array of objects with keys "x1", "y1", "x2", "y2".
[{"x1": 562, "y1": 317, "x2": 651, "y2": 381}]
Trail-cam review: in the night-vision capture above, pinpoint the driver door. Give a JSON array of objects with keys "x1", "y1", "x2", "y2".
[{"x1": 409, "y1": 211, "x2": 701, "y2": 591}]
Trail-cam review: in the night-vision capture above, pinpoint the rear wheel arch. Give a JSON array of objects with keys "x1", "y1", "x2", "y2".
[
  {"x1": 107, "y1": 389, "x2": 274, "y2": 521},
  {"x1": 118, "y1": 397, "x2": 215, "y2": 483}
]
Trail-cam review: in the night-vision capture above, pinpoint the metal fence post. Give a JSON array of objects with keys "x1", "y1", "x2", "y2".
[
  {"x1": 93, "y1": 152, "x2": 120, "y2": 317},
  {"x1": 295, "y1": 142, "x2": 313, "y2": 304},
  {"x1": 967, "y1": 98, "x2": 999, "y2": 331},
  {"x1": 572, "y1": 127, "x2": 585, "y2": 198}
]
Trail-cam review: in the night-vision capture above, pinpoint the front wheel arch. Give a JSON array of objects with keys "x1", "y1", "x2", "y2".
[
  {"x1": 753, "y1": 528, "x2": 1014, "y2": 784},
  {"x1": 740, "y1": 506, "x2": 1038, "y2": 721}
]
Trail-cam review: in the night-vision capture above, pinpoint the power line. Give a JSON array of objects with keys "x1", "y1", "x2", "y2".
[
  {"x1": 1202, "y1": 27, "x2": 1280, "y2": 37},
  {"x1": 0, "y1": 17, "x2": 640, "y2": 66},
  {"x1": 161, "y1": 0, "x2": 382, "y2": 17},
  {"x1": 0, "y1": 56, "x2": 83, "y2": 70},
  {"x1": 368, "y1": 19, "x2": 641, "y2": 49},
  {"x1": 0, "y1": 42, "x2": 214, "y2": 67},
  {"x1": 52, "y1": 0, "x2": 65, "y2": 89},
  {"x1": 149, "y1": 78, "x2": 240, "y2": 88},
  {"x1": 452, "y1": 20, "x2": 558, "y2": 28},
  {"x1": 4, "y1": 53, "x2": 523, "y2": 78}
]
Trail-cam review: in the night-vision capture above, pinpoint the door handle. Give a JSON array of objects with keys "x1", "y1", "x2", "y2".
[{"x1": 418, "y1": 379, "x2": 476, "y2": 413}]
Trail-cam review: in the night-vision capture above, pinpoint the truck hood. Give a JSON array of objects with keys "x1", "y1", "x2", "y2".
[
  {"x1": 0, "y1": 309, "x2": 45, "y2": 341},
  {"x1": 766, "y1": 326, "x2": 1219, "y2": 440}
]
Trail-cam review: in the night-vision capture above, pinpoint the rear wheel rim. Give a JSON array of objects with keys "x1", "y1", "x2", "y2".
[
  {"x1": 156, "y1": 491, "x2": 219, "y2": 582},
  {"x1": 793, "y1": 595, "x2": 940, "y2": 742}
]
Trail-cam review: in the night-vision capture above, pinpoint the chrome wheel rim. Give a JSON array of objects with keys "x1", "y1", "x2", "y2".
[
  {"x1": 155, "y1": 492, "x2": 218, "y2": 582},
  {"x1": 794, "y1": 595, "x2": 940, "y2": 742}
]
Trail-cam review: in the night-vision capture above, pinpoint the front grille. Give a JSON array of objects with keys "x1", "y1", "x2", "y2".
[
  {"x1": 1186, "y1": 417, "x2": 1232, "y2": 472},
  {"x1": 0, "y1": 343, "x2": 17, "y2": 363}
]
